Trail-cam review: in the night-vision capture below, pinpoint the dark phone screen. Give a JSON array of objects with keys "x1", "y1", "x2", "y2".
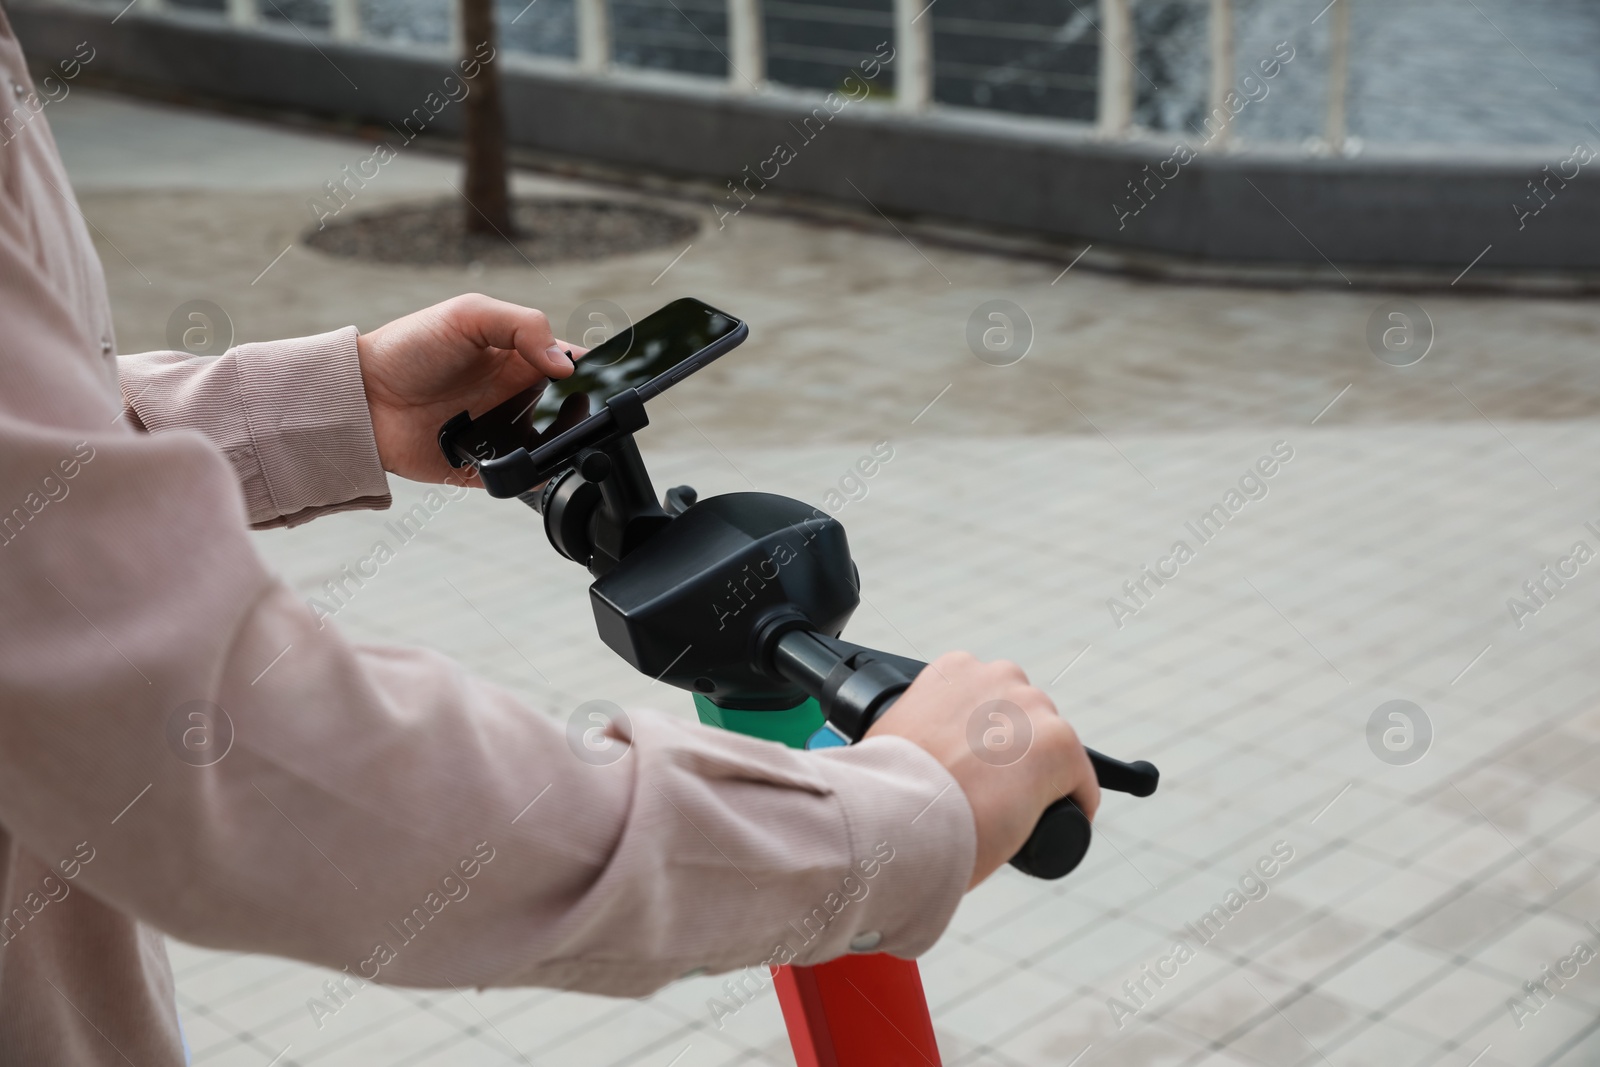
[
  {"x1": 536, "y1": 298, "x2": 739, "y2": 424},
  {"x1": 456, "y1": 299, "x2": 740, "y2": 462}
]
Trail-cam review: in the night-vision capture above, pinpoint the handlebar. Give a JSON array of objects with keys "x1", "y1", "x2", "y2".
[{"x1": 769, "y1": 629, "x2": 1159, "y2": 880}]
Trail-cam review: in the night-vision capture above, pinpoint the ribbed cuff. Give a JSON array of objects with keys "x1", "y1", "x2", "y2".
[
  {"x1": 121, "y1": 327, "x2": 390, "y2": 528},
  {"x1": 233, "y1": 327, "x2": 389, "y2": 527}
]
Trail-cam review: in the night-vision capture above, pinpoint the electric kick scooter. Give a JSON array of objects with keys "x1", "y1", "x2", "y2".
[{"x1": 439, "y1": 314, "x2": 1159, "y2": 1067}]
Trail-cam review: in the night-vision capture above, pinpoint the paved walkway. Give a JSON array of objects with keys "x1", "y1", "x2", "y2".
[{"x1": 50, "y1": 88, "x2": 1600, "y2": 1067}]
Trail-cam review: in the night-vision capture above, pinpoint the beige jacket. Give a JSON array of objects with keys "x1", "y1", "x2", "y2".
[{"x1": 0, "y1": 11, "x2": 974, "y2": 1063}]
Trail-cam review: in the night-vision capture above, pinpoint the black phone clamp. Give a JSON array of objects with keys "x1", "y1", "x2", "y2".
[
  {"x1": 439, "y1": 388, "x2": 655, "y2": 503},
  {"x1": 439, "y1": 408, "x2": 1159, "y2": 879}
]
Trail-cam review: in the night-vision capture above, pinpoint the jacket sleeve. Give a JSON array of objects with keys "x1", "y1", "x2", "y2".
[
  {"x1": 0, "y1": 245, "x2": 975, "y2": 998},
  {"x1": 118, "y1": 328, "x2": 392, "y2": 529}
]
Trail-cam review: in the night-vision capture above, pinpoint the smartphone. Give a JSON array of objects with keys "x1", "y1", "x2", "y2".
[{"x1": 439, "y1": 297, "x2": 747, "y2": 495}]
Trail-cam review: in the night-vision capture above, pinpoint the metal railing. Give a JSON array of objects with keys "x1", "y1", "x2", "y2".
[
  {"x1": 564, "y1": 0, "x2": 936, "y2": 111},
  {"x1": 97, "y1": 0, "x2": 1356, "y2": 148}
]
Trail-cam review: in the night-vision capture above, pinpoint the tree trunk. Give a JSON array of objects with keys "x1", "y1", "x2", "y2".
[{"x1": 461, "y1": 0, "x2": 513, "y2": 235}]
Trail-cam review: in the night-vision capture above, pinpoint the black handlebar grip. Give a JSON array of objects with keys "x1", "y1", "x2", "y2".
[
  {"x1": 1008, "y1": 795, "x2": 1092, "y2": 880},
  {"x1": 1008, "y1": 751, "x2": 1157, "y2": 880}
]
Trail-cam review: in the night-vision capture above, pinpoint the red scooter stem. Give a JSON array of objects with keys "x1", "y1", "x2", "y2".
[{"x1": 692, "y1": 694, "x2": 945, "y2": 1067}]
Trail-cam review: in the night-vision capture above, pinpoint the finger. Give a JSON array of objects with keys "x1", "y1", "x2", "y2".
[
  {"x1": 1025, "y1": 698, "x2": 1098, "y2": 822},
  {"x1": 450, "y1": 295, "x2": 574, "y2": 379},
  {"x1": 477, "y1": 348, "x2": 550, "y2": 405},
  {"x1": 1064, "y1": 734, "x2": 1100, "y2": 821},
  {"x1": 987, "y1": 659, "x2": 1029, "y2": 686},
  {"x1": 545, "y1": 391, "x2": 592, "y2": 438}
]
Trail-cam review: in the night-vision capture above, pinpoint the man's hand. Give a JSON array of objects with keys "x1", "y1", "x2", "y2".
[
  {"x1": 865, "y1": 652, "x2": 1099, "y2": 891},
  {"x1": 356, "y1": 294, "x2": 585, "y2": 485}
]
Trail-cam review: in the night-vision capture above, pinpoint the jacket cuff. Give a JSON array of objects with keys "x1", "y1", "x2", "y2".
[
  {"x1": 234, "y1": 327, "x2": 389, "y2": 527},
  {"x1": 806, "y1": 735, "x2": 976, "y2": 962},
  {"x1": 121, "y1": 327, "x2": 390, "y2": 528}
]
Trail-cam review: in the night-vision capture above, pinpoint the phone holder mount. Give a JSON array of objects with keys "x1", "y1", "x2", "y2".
[{"x1": 439, "y1": 389, "x2": 1158, "y2": 880}]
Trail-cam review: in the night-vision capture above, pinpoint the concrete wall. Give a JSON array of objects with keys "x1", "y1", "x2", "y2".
[{"x1": 13, "y1": 0, "x2": 1595, "y2": 271}]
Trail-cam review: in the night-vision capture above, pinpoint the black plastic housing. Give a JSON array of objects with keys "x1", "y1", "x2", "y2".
[{"x1": 588, "y1": 493, "x2": 859, "y2": 708}]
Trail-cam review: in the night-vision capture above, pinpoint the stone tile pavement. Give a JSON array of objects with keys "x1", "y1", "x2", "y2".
[
  {"x1": 42, "y1": 88, "x2": 1600, "y2": 1065},
  {"x1": 222, "y1": 424, "x2": 1600, "y2": 1067}
]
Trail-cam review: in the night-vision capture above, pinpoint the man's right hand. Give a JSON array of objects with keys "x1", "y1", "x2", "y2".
[{"x1": 864, "y1": 652, "x2": 1099, "y2": 890}]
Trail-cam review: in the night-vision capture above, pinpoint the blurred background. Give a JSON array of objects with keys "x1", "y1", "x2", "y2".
[{"x1": 15, "y1": 0, "x2": 1600, "y2": 1064}]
